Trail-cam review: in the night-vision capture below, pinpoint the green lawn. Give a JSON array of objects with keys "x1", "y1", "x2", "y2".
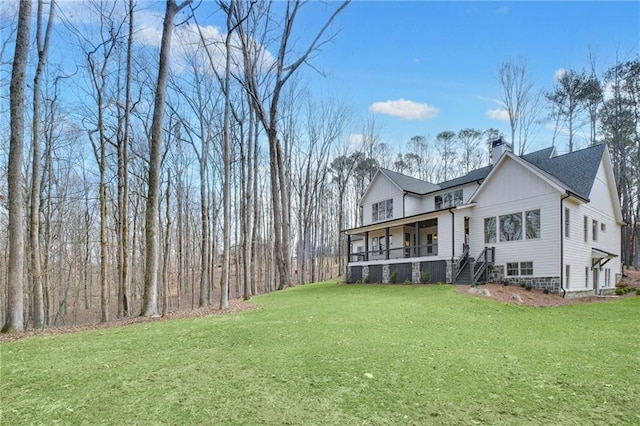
[{"x1": 2, "y1": 282, "x2": 639, "y2": 425}]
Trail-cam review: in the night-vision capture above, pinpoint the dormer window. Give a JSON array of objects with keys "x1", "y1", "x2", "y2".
[
  {"x1": 372, "y1": 199, "x2": 393, "y2": 222},
  {"x1": 435, "y1": 189, "x2": 463, "y2": 210}
]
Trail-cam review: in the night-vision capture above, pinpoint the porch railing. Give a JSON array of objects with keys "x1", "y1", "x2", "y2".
[{"x1": 348, "y1": 243, "x2": 438, "y2": 263}]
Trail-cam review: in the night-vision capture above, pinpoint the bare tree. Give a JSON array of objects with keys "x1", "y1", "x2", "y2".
[
  {"x1": 235, "y1": 0, "x2": 350, "y2": 290},
  {"x1": 497, "y1": 59, "x2": 540, "y2": 155},
  {"x1": 546, "y1": 68, "x2": 590, "y2": 152},
  {"x1": 29, "y1": 0, "x2": 55, "y2": 328},
  {"x1": 2, "y1": 0, "x2": 32, "y2": 333},
  {"x1": 141, "y1": 0, "x2": 192, "y2": 317},
  {"x1": 457, "y1": 128, "x2": 483, "y2": 174}
]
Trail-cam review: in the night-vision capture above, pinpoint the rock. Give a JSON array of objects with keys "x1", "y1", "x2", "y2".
[
  {"x1": 364, "y1": 373, "x2": 374, "y2": 379},
  {"x1": 468, "y1": 287, "x2": 478, "y2": 294},
  {"x1": 480, "y1": 289, "x2": 491, "y2": 297},
  {"x1": 511, "y1": 294, "x2": 523, "y2": 303}
]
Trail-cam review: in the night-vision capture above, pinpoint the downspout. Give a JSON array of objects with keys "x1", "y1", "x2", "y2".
[
  {"x1": 560, "y1": 193, "x2": 570, "y2": 297},
  {"x1": 449, "y1": 208, "x2": 455, "y2": 261}
]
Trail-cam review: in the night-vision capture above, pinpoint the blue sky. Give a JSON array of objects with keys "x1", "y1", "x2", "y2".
[
  {"x1": 6, "y1": 1, "x2": 638, "y2": 157},
  {"x1": 303, "y1": 1, "x2": 640, "y2": 154}
]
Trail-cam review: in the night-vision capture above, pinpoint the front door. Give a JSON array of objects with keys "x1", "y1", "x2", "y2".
[{"x1": 593, "y1": 268, "x2": 600, "y2": 295}]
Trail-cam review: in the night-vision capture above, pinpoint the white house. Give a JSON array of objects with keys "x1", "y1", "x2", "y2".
[{"x1": 344, "y1": 140, "x2": 623, "y2": 298}]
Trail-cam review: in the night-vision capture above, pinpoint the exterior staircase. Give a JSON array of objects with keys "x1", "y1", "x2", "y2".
[{"x1": 455, "y1": 258, "x2": 474, "y2": 284}]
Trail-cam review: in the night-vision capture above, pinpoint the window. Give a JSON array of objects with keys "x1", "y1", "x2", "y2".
[
  {"x1": 564, "y1": 208, "x2": 570, "y2": 238},
  {"x1": 592, "y1": 220, "x2": 598, "y2": 241},
  {"x1": 372, "y1": 237, "x2": 379, "y2": 253},
  {"x1": 585, "y1": 267, "x2": 590, "y2": 289},
  {"x1": 583, "y1": 216, "x2": 588, "y2": 242},
  {"x1": 601, "y1": 222, "x2": 606, "y2": 232},
  {"x1": 507, "y1": 262, "x2": 519, "y2": 276},
  {"x1": 520, "y1": 262, "x2": 533, "y2": 276},
  {"x1": 525, "y1": 210, "x2": 540, "y2": 239},
  {"x1": 372, "y1": 199, "x2": 393, "y2": 222},
  {"x1": 484, "y1": 217, "x2": 496, "y2": 243},
  {"x1": 435, "y1": 189, "x2": 463, "y2": 209},
  {"x1": 379, "y1": 236, "x2": 385, "y2": 255},
  {"x1": 565, "y1": 265, "x2": 571, "y2": 289},
  {"x1": 499, "y1": 213, "x2": 522, "y2": 241},
  {"x1": 453, "y1": 190, "x2": 463, "y2": 206}
]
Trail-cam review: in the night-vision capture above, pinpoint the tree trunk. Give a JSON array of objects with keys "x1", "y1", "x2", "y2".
[
  {"x1": 142, "y1": 0, "x2": 189, "y2": 316},
  {"x1": 3, "y1": 0, "x2": 32, "y2": 333},
  {"x1": 29, "y1": 0, "x2": 55, "y2": 329}
]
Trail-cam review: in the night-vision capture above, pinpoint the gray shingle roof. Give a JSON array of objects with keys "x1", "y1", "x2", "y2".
[
  {"x1": 379, "y1": 168, "x2": 439, "y2": 194},
  {"x1": 521, "y1": 144, "x2": 605, "y2": 200},
  {"x1": 376, "y1": 143, "x2": 604, "y2": 200},
  {"x1": 438, "y1": 166, "x2": 493, "y2": 190}
]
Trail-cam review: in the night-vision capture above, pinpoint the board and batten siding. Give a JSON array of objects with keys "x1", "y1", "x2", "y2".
[
  {"x1": 562, "y1": 161, "x2": 621, "y2": 291},
  {"x1": 360, "y1": 173, "x2": 403, "y2": 226},
  {"x1": 468, "y1": 156, "x2": 561, "y2": 278},
  {"x1": 404, "y1": 194, "x2": 423, "y2": 217}
]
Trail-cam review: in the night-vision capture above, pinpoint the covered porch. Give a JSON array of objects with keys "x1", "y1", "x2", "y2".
[{"x1": 346, "y1": 217, "x2": 439, "y2": 263}]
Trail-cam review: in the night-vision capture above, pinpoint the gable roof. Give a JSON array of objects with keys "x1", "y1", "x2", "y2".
[
  {"x1": 365, "y1": 144, "x2": 607, "y2": 203},
  {"x1": 378, "y1": 168, "x2": 439, "y2": 194},
  {"x1": 522, "y1": 144, "x2": 606, "y2": 200},
  {"x1": 438, "y1": 165, "x2": 492, "y2": 190}
]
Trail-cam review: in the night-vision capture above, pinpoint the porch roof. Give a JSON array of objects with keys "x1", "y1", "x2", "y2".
[{"x1": 343, "y1": 208, "x2": 449, "y2": 235}]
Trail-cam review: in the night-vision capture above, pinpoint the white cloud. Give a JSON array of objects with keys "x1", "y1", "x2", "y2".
[
  {"x1": 554, "y1": 68, "x2": 567, "y2": 81},
  {"x1": 347, "y1": 133, "x2": 364, "y2": 145},
  {"x1": 486, "y1": 108, "x2": 510, "y2": 121},
  {"x1": 369, "y1": 99, "x2": 439, "y2": 120}
]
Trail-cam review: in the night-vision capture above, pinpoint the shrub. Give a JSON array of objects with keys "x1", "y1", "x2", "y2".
[
  {"x1": 636, "y1": 289, "x2": 640, "y2": 296},
  {"x1": 477, "y1": 281, "x2": 486, "y2": 286},
  {"x1": 502, "y1": 280, "x2": 510, "y2": 286},
  {"x1": 403, "y1": 279, "x2": 412, "y2": 285},
  {"x1": 363, "y1": 275, "x2": 371, "y2": 284},
  {"x1": 615, "y1": 288, "x2": 625, "y2": 295},
  {"x1": 525, "y1": 285, "x2": 533, "y2": 291},
  {"x1": 543, "y1": 288, "x2": 550, "y2": 294},
  {"x1": 420, "y1": 271, "x2": 431, "y2": 284},
  {"x1": 389, "y1": 271, "x2": 398, "y2": 284},
  {"x1": 520, "y1": 283, "x2": 526, "y2": 288}
]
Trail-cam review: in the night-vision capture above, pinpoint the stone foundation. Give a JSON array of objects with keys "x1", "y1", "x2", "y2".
[
  {"x1": 599, "y1": 288, "x2": 618, "y2": 296},
  {"x1": 382, "y1": 264, "x2": 390, "y2": 283},
  {"x1": 362, "y1": 265, "x2": 369, "y2": 283},
  {"x1": 412, "y1": 262, "x2": 421, "y2": 283},
  {"x1": 445, "y1": 260, "x2": 453, "y2": 284},
  {"x1": 564, "y1": 289, "x2": 596, "y2": 299},
  {"x1": 500, "y1": 276, "x2": 561, "y2": 293}
]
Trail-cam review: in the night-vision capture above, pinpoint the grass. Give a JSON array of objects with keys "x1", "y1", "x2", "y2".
[{"x1": 2, "y1": 281, "x2": 639, "y2": 425}]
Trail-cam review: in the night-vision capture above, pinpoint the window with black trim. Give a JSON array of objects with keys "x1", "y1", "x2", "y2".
[
  {"x1": 372, "y1": 199, "x2": 393, "y2": 222},
  {"x1": 506, "y1": 262, "x2": 519, "y2": 276},
  {"x1": 435, "y1": 189, "x2": 463, "y2": 209},
  {"x1": 500, "y1": 213, "x2": 522, "y2": 241},
  {"x1": 525, "y1": 210, "x2": 540, "y2": 239},
  {"x1": 520, "y1": 262, "x2": 533, "y2": 275},
  {"x1": 484, "y1": 217, "x2": 496, "y2": 243}
]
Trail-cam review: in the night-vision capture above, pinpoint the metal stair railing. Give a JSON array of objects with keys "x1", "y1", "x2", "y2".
[{"x1": 454, "y1": 244, "x2": 470, "y2": 282}]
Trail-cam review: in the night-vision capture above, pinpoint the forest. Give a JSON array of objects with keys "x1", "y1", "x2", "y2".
[{"x1": 1, "y1": 0, "x2": 639, "y2": 332}]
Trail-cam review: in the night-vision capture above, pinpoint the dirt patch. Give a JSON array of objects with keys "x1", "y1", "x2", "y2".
[
  {"x1": 457, "y1": 269, "x2": 640, "y2": 307},
  {"x1": 0, "y1": 299, "x2": 259, "y2": 344}
]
